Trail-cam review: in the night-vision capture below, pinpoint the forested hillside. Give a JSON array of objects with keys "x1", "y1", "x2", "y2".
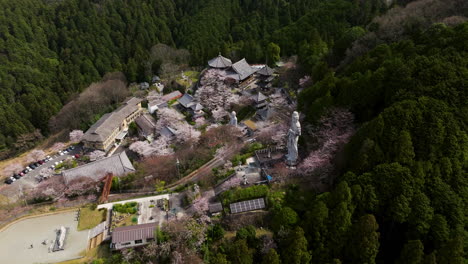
[
  {"x1": 0, "y1": 0, "x2": 384, "y2": 155},
  {"x1": 298, "y1": 22, "x2": 467, "y2": 263}
]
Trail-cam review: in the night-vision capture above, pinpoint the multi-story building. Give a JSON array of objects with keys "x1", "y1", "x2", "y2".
[{"x1": 82, "y1": 97, "x2": 143, "y2": 152}]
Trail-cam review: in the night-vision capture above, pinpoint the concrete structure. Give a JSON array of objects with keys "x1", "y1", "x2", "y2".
[
  {"x1": 111, "y1": 222, "x2": 157, "y2": 250},
  {"x1": 287, "y1": 111, "x2": 301, "y2": 166},
  {"x1": 62, "y1": 151, "x2": 135, "y2": 184},
  {"x1": 82, "y1": 98, "x2": 143, "y2": 152},
  {"x1": 229, "y1": 111, "x2": 238, "y2": 127}
]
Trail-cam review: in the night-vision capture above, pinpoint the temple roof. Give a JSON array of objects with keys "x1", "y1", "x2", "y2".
[
  {"x1": 257, "y1": 65, "x2": 274, "y2": 76},
  {"x1": 232, "y1": 58, "x2": 256, "y2": 81},
  {"x1": 208, "y1": 54, "x2": 232, "y2": 68}
]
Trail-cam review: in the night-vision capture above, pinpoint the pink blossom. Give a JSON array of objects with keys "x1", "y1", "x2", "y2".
[
  {"x1": 195, "y1": 69, "x2": 240, "y2": 115},
  {"x1": 27, "y1": 149, "x2": 46, "y2": 163},
  {"x1": 217, "y1": 175, "x2": 241, "y2": 193},
  {"x1": 299, "y1": 75, "x2": 312, "y2": 87},
  {"x1": 156, "y1": 108, "x2": 200, "y2": 143},
  {"x1": 2, "y1": 163, "x2": 23, "y2": 177},
  {"x1": 299, "y1": 108, "x2": 355, "y2": 176},
  {"x1": 51, "y1": 142, "x2": 66, "y2": 152},
  {"x1": 69, "y1": 130, "x2": 84, "y2": 143}
]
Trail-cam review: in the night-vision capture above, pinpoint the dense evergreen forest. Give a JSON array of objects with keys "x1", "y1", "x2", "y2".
[{"x1": 0, "y1": 0, "x2": 384, "y2": 154}]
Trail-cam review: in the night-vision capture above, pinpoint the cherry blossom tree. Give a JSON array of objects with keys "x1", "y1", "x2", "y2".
[
  {"x1": 156, "y1": 108, "x2": 200, "y2": 143},
  {"x1": 27, "y1": 149, "x2": 46, "y2": 162},
  {"x1": 299, "y1": 108, "x2": 355, "y2": 177},
  {"x1": 216, "y1": 175, "x2": 241, "y2": 193},
  {"x1": 51, "y1": 142, "x2": 66, "y2": 152},
  {"x1": 130, "y1": 138, "x2": 174, "y2": 157},
  {"x1": 88, "y1": 150, "x2": 105, "y2": 161},
  {"x1": 2, "y1": 163, "x2": 23, "y2": 176},
  {"x1": 195, "y1": 69, "x2": 240, "y2": 115},
  {"x1": 299, "y1": 75, "x2": 312, "y2": 87},
  {"x1": 69, "y1": 130, "x2": 84, "y2": 143}
]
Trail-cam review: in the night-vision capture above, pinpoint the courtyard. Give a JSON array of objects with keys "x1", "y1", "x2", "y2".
[{"x1": 0, "y1": 211, "x2": 88, "y2": 264}]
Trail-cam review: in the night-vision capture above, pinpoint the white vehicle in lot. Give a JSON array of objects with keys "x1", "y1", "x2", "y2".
[
  {"x1": 59, "y1": 151, "x2": 64, "y2": 156},
  {"x1": 9, "y1": 177, "x2": 16, "y2": 182},
  {"x1": 50, "y1": 165, "x2": 55, "y2": 169}
]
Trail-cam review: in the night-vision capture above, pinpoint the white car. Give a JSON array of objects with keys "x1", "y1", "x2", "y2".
[
  {"x1": 50, "y1": 165, "x2": 55, "y2": 169},
  {"x1": 9, "y1": 177, "x2": 16, "y2": 182},
  {"x1": 59, "y1": 151, "x2": 64, "y2": 156}
]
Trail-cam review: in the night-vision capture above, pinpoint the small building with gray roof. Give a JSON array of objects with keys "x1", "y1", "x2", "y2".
[
  {"x1": 111, "y1": 222, "x2": 158, "y2": 250},
  {"x1": 62, "y1": 151, "x2": 135, "y2": 184}
]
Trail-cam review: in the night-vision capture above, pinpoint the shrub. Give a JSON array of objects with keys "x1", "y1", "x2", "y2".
[{"x1": 131, "y1": 216, "x2": 138, "y2": 223}]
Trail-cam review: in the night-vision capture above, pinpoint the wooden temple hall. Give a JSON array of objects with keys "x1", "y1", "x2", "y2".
[{"x1": 208, "y1": 53, "x2": 275, "y2": 88}]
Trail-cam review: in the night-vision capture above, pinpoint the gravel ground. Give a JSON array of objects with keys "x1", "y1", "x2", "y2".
[{"x1": 0, "y1": 211, "x2": 88, "y2": 264}]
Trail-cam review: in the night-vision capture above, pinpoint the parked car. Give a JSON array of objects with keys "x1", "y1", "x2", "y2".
[
  {"x1": 19, "y1": 172, "x2": 25, "y2": 176},
  {"x1": 70, "y1": 146, "x2": 75, "y2": 150},
  {"x1": 50, "y1": 165, "x2": 55, "y2": 169},
  {"x1": 75, "y1": 154, "x2": 80, "y2": 159},
  {"x1": 30, "y1": 164, "x2": 37, "y2": 169},
  {"x1": 63, "y1": 150, "x2": 69, "y2": 154},
  {"x1": 34, "y1": 162, "x2": 40, "y2": 167},
  {"x1": 26, "y1": 166, "x2": 32, "y2": 170},
  {"x1": 38, "y1": 160, "x2": 45, "y2": 165},
  {"x1": 9, "y1": 177, "x2": 16, "y2": 182},
  {"x1": 22, "y1": 169, "x2": 28, "y2": 174},
  {"x1": 59, "y1": 151, "x2": 64, "y2": 156},
  {"x1": 4, "y1": 178, "x2": 12, "y2": 184},
  {"x1": 13, "y1": 174, "x2": 21, "y2": 179}
]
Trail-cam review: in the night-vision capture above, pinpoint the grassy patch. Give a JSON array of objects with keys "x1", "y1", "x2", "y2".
[
  {"x1": 112, "y1": 212, "x2": 138, "y2": 228},
  {"x1": 78, "y1": 207, "x2": 107, "y2": 231}
]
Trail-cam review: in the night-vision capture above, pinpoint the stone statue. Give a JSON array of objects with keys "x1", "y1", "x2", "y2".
[
  {"x1": 287, "y1": 111, "x2": 301, "y2": 165},
  {"x1": 230, "y1": 111, "x2": 238, "y2": 127}
]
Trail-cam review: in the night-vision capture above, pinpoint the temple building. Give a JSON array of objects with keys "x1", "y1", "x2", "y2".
[
  {"x1": 82, "y1": 98, "x2": 143, "y2": 152},
  {"x1": 208, "y1": 53, "x2": 232, "y2": 68}
]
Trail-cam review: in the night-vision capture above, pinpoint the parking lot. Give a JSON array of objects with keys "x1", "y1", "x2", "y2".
[{"x1": 0, "y1": 145, "x2": 82, "y2": 202}]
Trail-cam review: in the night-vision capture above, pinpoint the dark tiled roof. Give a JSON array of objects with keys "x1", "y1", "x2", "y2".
[
  {"x1": 190, "y1": 103, "x2": 204, "y2": 111},
  {"x1": 160, "y1": 126, "x2": 176, "y2": 138},
  {"x1": 232, "y1": 58, "x2": 256, "y2": 81},
  {"x1": 209, "y1": 202, "x2": 223, "y2": 213},
  {"x1": 135, "y1": 114, "x2": 157, "y2": 136},
  {"x1": 62, "y1": 151, "x2": 135, "y2": 184},
  {"x1": 208, "y1": 54, "x2": 232, "y2": 68},
  {"x1": 256, "y1": 106, "x2": 275, "y2": 121},
  {"x1": 112, "y1": 222, "x2": 158, "y2": 244},
  {"x1": 178, "y1": 94, "x2": 194, "y2": 108},
  {"x1": 257, "y1": 65, "x2": 274, "y2": 76},
  {"x1": 82, "y1": 98, "x2": 142, "y2": 143},
  {"x1": 252, "y1": 92, "x2": 267, "y2": 103}
]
